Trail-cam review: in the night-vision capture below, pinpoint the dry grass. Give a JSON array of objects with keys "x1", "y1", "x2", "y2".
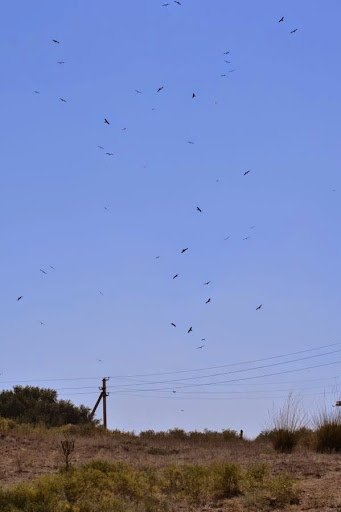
[{"x1": 0, "y1": 426, "x2": 341, "y2": 510}]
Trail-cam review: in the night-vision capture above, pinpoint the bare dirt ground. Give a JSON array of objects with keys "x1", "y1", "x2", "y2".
[{"x1": 1, "y1": 431, "x2": 340, "y2": 511}]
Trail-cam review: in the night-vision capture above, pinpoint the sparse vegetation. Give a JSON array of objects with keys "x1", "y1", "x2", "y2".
[
  {"x1": 0, "y1": 459, "x2": 300, "y2": 511},
  {"x1": 58, "y1": 434, "x2": 76, "y2": 470}
]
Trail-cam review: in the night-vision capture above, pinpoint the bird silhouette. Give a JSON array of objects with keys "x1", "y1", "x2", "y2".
[
  {"x1": 173, "y1": 274, "x2": 179, "y2": 279},
  {"x1": 243, "y1": 236, "x2": 250, "y2": 240},
  {"x1": 33, "y1": 91, "x2": 40, "y2": 94},
  {"x1": 201, "y1": 338, "x2": 206, "y2": 341},
  {"x1": 163, "y1": 2, "x2": 170, "y2": 5},
  {"x1": 49, "y1": 266, "x2": 55, "y2": 270},
  {"x1": 171, "y1": 323, "x2": 176, "y2": 327},
  {"x1": 174, "y1": 0, "x2": 181, "y2": 4},
  {"x1": 205, "y1": 298, "x2": 211, "y2": 304},
  {"x1": 256, "y1": 304, "x2": 263, "y2": 310},
  {"x1": 279, "y1": 16, "x2": 284, "y2": 23},
  {"x1": 17, "y1": 296, "x2": 23, "y2": 301},
  {"x1": 59, "y1": 98, "x2": 67, "y2": 103},
  {"x1": 243, "y1": 170, "x2": 251, "y2": 176},
  {"x1": 203, "y1": 281, "x2": 211, "y2": 286},
  {"x1": 192, "y1": 93, "x2": 196, "y2": 98},
  {"x1": 197, "y1": 345, "x2": 205, "y2": 349},
  {"x1": 181, "y1": 248, "x2": 188, "y2": 253},
  {"x1": 52, "y1": 39, "x2": 60, "y2": 44},
  {"x1": 106, "y1": 152, "x2": 114, "y2": 156},
  {"x1": 229, "y1": 69, "x2": 236, "y2": 73},
  {"x1": 221, "y1": 74, "x2": 227, "y2": 77},
  {"x1": 187, "y1": 141, "x2": 195, "y2": 144},
  {"x1": 40, "y1": 269, "x2": 47, "y2": 275},
  {"x1": 135, "y1": 90, "x2": 142, "y2": 94},
  {"x1": 121, "y1": 127, "x2": 127, "y2": 131},
  {"x1": 290, "y1": 29, "x2": 298, "y2": 34},
  {"x1": 224, "y1": 60, "x2": 231, "y2": 64},
  {"x1": 224, "y1": 236, "x2": 230, "y2": 240},
  {"x1": 197, "y1": 206, "x2": 202, "y2": 212},
  {"x1": 157, "y1": 86, "x2": 164, "y2": 92},
  {"x1": 155, "y1": 256, "x2": 160, "y2": 259},
  {"x1": 104, "y1": 118, "x2": 110, "y2": 124},
  {"x1": 98, "y1": 146, "x2": 105, "y2": 150},
  {"x1": 172, "y1": 390, "x2": 177, "y2": 393},
  {"x1": 99, "y1": 291, "x2": 104, "y2": 296},
  {"x1": 57, "y1": 61, "x2": 65, "y2": 64},
  {"x1": 40, "y1": 322, "x2": 45, "y2": 326},
  {"x1": 188, "y1": 326, "x2": 193, "y2": 333}
]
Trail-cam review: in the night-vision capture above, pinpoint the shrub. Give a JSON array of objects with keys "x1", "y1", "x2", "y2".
[
  {"x1": 314, "y1": 407, "x2": 341, "y2": 453},
  {"x1": 266, "y1": 394, "x2": 306, "y2": 453}
]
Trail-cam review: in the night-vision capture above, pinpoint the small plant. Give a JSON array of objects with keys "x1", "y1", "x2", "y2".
[
  {"x1": 266, "y1": 394, "x2": 306, "y2": 453},
  {"x1": 314, "y1": 405, "x2": 341, "y2": 453},
  {"x1": 58, "y1": 434, "x2": 75, "y2": 470}
]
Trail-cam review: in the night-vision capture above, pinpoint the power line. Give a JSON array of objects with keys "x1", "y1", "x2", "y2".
[
  {"x1": 111, "y1": 358, "x2": 341, "y2": 393},
  {"x1": 98, "y1": 348, "x2": 341, "y2": 389},
  {"x1": 0, "y1": 341, "x2": 339, "y2": 386}
]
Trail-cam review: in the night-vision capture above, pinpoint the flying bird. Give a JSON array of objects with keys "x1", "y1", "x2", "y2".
[
  {"x1": 243, "y1": 236, "x2": 250, "y2": 240},
  {"x1": 157, "y1": 86, "x2": 164, "y2": 92},
  {"x1": 172, "y1": 390, "x2": 177, "y2": 393},
  {"x1": 173, "y1": 274, "x2": 179, "y2": 279},
  {"x1": 99, "y1": 291, "x2": 104, "y2": 296},
  {"x1": 290, "y1": 29, "x2": 298, "y2": 34},
  {"x1": 40, "y1": 269, "x2": 47, "y2": 275},
  {"x1": 106, "y1": 152, "x2": 114, "y2": 156},
  {"x1": 171, "y1": 323, "x2": 176, "y2": 327},
  {"x1": 223, "y1": 51, "x2": 230, "y2": 55},
  {"x1": 278, "y1": 16, "x2": 284, "y2": 23},
  {"x1": 49, "y1": 266, "x2": 55, "y2": 270},
  {"x1": 197, "y1": 206, "x2": 202, "y2": 212},
  {"x1": 197, "y1": 345, "x2": 205, "y2": 349},
  {"x1": 181, "y1": 248, "x2": 188, "y2": 253},
  {"x1": 33, "y1": 91, "x2": 40, "y2": 94},
  {"x1": 187, "y1": 141, "x2": 195, "y2": 144},
  {"x1": 192, "y1": 93, "x2": 196, "y2": 98},
  {"x1": 205, "y1": 298, "x2": 211, "y2": 304},
  {"x1": 220, "y1": 74, "x2": 227, "y2": 77},
  {"x1": 155, "y1": 256, "x2": 160, "y2": 259},
  {"x1": 59, "y1": 98, "x2": 67, "y2": 103},
  {"x1": 98, "y1": 146, "x2": 105, "y2": 150},
  {"x1": 135, "y1": 90, "x2": 142, "y2": 94},
  {"x1": 188, "y1": 326, "x2": 193, "y2": 333},
  {"x1": 243, "y1": 170, "x2": 251, "y2": 176},
  {"x1": 224, "y1": 60, "x2": 231, "y2": 64},
  {"x1": 256, "y1": 304, "x2": 263, "y2": 310},
  {"x1": 229, "y1": 69, "x2": 236, "y2": 73},
  {"x1": 121, "y1": 127, "x2": 127, "y2": 131},
  {"x1": 17, "y1": 296, "x2": 23, "y2": 301},
  {"x1": 224, "y1": 236, "x2": 230, "y2": 240},
  {"x1": 52, "y1": 39, "x2": 60, "y2": 44},
  {"x1": 40, "y1": 322, "x2": 45, "y2": 326},
  {"x1": 57, "y1": 61, "x2": 65, "y2": 64},
  {"x1": 104, "y1": 118, "x2": 110, "y2": 125},
  {"x1": 203, "y1": 281, "x2": 211, "y2": 286},
  {"x1": 163, "y1": 3, "x2": 170, "y2": 5},
  {"x1": 174, "y1": 0, "x2": 181, "y2": 4},
  {"x1": 201, "y1": 338, "x2": 206, "y2": 341}
]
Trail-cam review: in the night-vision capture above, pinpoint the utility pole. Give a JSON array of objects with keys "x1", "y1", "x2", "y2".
[
  {"x1": 101, "y1": 377, "x2": 109, "y2": 429},
  {"x1": 89, "y1": 377, "x2": 109, "y2": 428}
]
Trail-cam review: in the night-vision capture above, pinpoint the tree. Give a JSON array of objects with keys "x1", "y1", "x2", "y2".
[{"x1": 0, "y1": 386, "x2": 94, "y2": 427}]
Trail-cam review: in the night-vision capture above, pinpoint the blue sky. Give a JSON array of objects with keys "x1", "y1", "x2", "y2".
[{"x1": 1, "y1": 0, "x2": 341, "y2": 436}]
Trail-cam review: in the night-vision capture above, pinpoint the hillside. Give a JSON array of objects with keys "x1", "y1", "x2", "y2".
[{"x1": 1, "y1": 426, "x2": 340, "y2": 511}]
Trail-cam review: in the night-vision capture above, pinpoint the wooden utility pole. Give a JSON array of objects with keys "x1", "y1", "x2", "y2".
[
  {"x1": 89, "y1": 377, "x2": 109, "y2": 428},
  {"x1": 101, "y1": 377, "x2": 109, "y2": 429}
]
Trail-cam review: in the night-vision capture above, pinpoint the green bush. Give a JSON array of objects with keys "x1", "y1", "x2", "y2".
[{"x1": 0, "y1": 386, "x2": 95, "y2": 428}]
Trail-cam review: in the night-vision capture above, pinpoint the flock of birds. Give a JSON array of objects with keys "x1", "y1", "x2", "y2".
[{"x1": 17, "y1": 8, "x2": 300, "y2": 355}]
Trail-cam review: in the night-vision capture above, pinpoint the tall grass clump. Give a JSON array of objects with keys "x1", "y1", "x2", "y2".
[
  {"x1": 267, "y1": 394, "x2": 306, "y2": 453},
  {"x1": 314, "y1": 404, "x2": 341, "y2": 453}
]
